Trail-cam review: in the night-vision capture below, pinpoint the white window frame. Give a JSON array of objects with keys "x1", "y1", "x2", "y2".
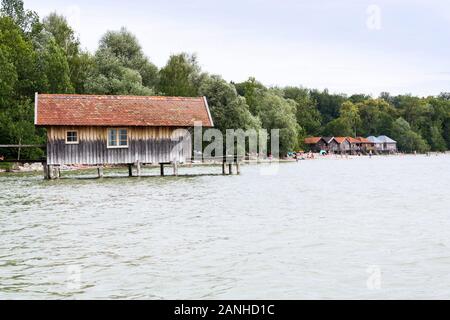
[
  {"x1": 65, "y1": 130, "x2": 79, "y2": 144},
  {"x1": 107, "y1": 128, "x2": 129, "y2": 148}
]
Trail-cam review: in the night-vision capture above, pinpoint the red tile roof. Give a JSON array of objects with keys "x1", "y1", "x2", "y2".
[
  {"x1": 356, "y1": 137, "x2": 372, "y2": 144},
  {"x1": 304, "y1": 137, "x2": 322, "y2": 144},
  {"x1": 35, "y1": 94, "x2": 214, "y2": 127},
  {"x1": 334, "y1": 137, "x2": 348, "y2": 144},
  {"x1": 346, "y1": 137, "x2": 360, "y2": 144}
]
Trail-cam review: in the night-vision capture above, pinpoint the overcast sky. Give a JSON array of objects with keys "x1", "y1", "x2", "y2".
[{"x1": 27, "y1": 0, "x2": 450, "y2": 96}]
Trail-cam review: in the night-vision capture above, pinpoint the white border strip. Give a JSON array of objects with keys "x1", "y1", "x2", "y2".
[
  {"x1": 34, "y1": 92, "x2": 38, "y2": 125},
  {"x1": 203, "y1": 96, "x2": 214, "y2": 127}
]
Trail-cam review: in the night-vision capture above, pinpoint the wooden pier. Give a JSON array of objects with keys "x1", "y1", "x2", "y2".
[{"x1": 41, "y1": 157, "x2": 242, "y2": 179}]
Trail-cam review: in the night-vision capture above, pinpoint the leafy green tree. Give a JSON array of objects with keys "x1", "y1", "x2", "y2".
[
  {"x1": 283, "y1": 86, "x2": 322, "y2": 136},
  {"x1": 42, "y1": 13, "x2": 93, "y2": 92},
  {"x1": 393, "y1": 95, "x2": 431, "y2": 132},
  {"x1": 339, "y1": 101, "x2": 361, "y2": 137},
  {"x1": 357, "y1": 99, "x2": 396, "y2": 136},
  {"x1": 42, "y1": 13, "x2": 79, "y2": 55},
  {"x1": 429, "y1": 125, "x2": 447, "y2": 151},
  {"x1": 253, "y1": 90, "x2": 301, "y2": 154},
  {"x1": 322, "y1": 118, "x2": 353, "y2": 137},
  {"x1": 98, "y1": 27, "x2": 158, "y2": 88},
  {"x1": 0, "y1": 46, "x2": 17, "y2": 106},
  {"x1": 0, "y1": 16, "x2": 37, "y2": 99},
  {"x1": 349, "y1": 94, "x2": 371, "y2": 103},
  {"x1": 0, "y1": 0, "x2": 39, "y2": 35},
  {"x1": 85, "y1": 29, "x2": 155, "y2": 95},
  {"x1": 34, "y1": 31, "x2": 73, "y2": 93},
  {"x1": 199, "y1": 75, "x2": 260, "y2": 132},
  {"x1": 310, "y1": 89, "x2": 347, "y2": 124},
  {"x1": 85, "y1": 48, "x2": 153, "y2": 95},
  {"x1": 391, "y1": 117, "x2": 429, "y2": 153},
  {"x1": 234, "y1": 77, "x2": 267, "y2": 115},
  {"x1": 0, "y1": 99, "x2": 44, "y2": 159},
  {"x1": 158, "y1": 53, "x2": 203, "y2": 96}
]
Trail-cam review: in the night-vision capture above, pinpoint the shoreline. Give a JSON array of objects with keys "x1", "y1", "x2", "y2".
[{"x1": 1, "y1": 152, "x2": 448, "y2": 174}]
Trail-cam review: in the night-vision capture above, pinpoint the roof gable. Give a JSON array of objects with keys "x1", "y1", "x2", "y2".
[
  {"x1": 346, "y1": 137, "x2": 360, "y2": 143},
  {"x1": 35, "y1": 94, "x2": 214, "y2": 127},
  {"x1": 304, "y1": 137, "x2": 323, "y2": 144},
  {"x1": 334, "y1": 137, "x2": 349, "y2": 144},
  {"x1": 377, "y1": 135, "x2": 396, "y2": 143},
  {"x1": 367, "y1": 136, "x2": 382, "y2": 143}
]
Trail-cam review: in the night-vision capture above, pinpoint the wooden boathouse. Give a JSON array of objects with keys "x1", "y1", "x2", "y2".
[{"x1": 35, "y1": 94, "x2": 215, "y2": 179}]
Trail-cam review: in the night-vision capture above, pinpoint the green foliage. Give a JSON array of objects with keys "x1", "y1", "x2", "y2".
[
  {"x1": 98, "y1": 27, "x2": 158, "y2": 88},
  {"x1": 391, "y1": 118, "x2": 430, "y2": 153},
  {"x1": 199, "y1": 75, "x2": 260, "y2": 132},
  {"x1": 310, "y1": 89, "x2": 347, "y2": 124},
  {"x1": 339, "y1": 101, "x2": 361, "y2": 137},
  {"x1": 0, "y1": 16, "x2": 37, "y2": 98},
  {"x1": 158, "y1": 53, "x2": 201, "y2": 96},
  {"x1": 42, "y1": 13, "x2": 93, "y2": 93},
  {"x1": 322, "y1": 118, "x2": 353, "y2": 137},
  {"x1": 0, "y1": 99, "x2": 44, "y2": 159},
  {"x1": 34, "y1": 34, "x2": 73, "y2": 93},
  {"x1": 85, "y1": 42, "x2": 154, "y2": 95},
  {"x1": 0, "y1": 0, "x2": 38, "y2": 35},
  {"x1": 234, "y1": 77, "x2": 267, "y2": 115},
  {"x1": 251, "y1": 90, "x2": 301, "y2": 154},
  {"x1": 357, "y1": 99, "x2": 396, "y2": 136},
  {"x1": 84, "y1": 27, "x2": 158, "y2": 95},
  {"x1": 283, "y1": 86, "x2": 321, "y2": 137}
]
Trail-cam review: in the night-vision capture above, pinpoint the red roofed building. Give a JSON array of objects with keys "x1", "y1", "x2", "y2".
[
  {"x1": 35, "y1": 94, "x2": 213, "y2": 171},
  {"x1": 346, "y1": 137, "x2": 361, "y2": 154},
  {"x1": 331, "y1": 137, "x2": 351, "y2": 153},
  {"x1": 304, "y1": 137, "x2": 327, "y2": 152},
  {"x1": 355, "y1": 137, "x2": 375, "y2": 153}
]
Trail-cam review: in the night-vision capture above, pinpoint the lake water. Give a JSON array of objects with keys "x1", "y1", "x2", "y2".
[{"x1": 1, "y1": 154, "x2": 450, "y2": 299}]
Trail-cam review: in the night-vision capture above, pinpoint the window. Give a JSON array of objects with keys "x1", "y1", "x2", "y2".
[
  {"x1": 107, "y1": 128, "x2": 128, "y2": 148},
  {"x1": 66, "y1": 130, "x2": 78, "y2": 144}
]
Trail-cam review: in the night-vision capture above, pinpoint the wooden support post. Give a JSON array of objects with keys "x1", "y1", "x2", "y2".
[
  {"x1": 43, "y1": 161, "x2": 49, "y2": 180},
  {"x1": 56, "y1": 166, "x2": 61, "y2": 179},
  {"x1": 173, "y1": 161, "x2": 178, "y2": 176},
  {"x1": 228, "y1": 163, "x2": 233, "y2": 175},
  {"x1": 97, "y1": 166, "x2": 104, "y2": 178},
  {"x1": 135, "y1": 161, "x2": 141, "y2": 177},
  {"x1": 160, "y1": 163, "x2": 165, "y2": 176},
  {"x1": 128, "y1": 164, "x2": 133, "y2": 177},
  {"x1": 236, "y1": 161, "x2": 241, "y2": 175},
  {"x1": 47, "y1": 165, "x2": 55, "y2": 179},
  {"x1": 222, "y1": 161, "x2": 226, "y2": 175}
]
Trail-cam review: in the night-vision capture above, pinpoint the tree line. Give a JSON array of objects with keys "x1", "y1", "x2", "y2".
[{"x1": 1, "y1": 0, "x2": 449, "y2": 160}]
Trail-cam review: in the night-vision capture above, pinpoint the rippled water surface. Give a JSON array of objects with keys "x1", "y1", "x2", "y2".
[{"x1": 1, "y1": 155, "x2": 450, "y2": 299}]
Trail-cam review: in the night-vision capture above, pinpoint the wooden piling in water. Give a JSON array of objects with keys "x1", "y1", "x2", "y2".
[
  {"x1": 43, "y1": 161, "x2": 49, "y2": 179},
  {"x1": 173, "y1": 161, "x2": 178, "y2": 176},
  {"x1": 128, "y1": 164, "x2": 133, "y2": 177},
  {"x1": 97, "y1": 166, "x2": 104, "y2": 178},
  {"x1": 135, "y1": 161, "x2": 141, "y2": 177},
  {"x1": 160, "y1": 163, "x2": 165, "y2": 176}
]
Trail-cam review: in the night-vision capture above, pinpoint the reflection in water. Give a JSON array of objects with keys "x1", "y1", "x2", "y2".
[{"x1": 1, "y1": 155, "x2": 450, "y2": 299}]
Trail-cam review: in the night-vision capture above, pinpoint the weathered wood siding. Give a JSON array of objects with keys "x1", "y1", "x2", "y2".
[
  {"x1": 338, "y1": 140, "x2": 351, "y2": 152},
  {"x1": 384, "y1": 143, "x2": 397, "y2": 151},
  {"x1": 46, "y1": 126, "x2": 192, "y2": 165},
  {"x1": 327, "y1": 140, "x2": 339, "y2": 153}
]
